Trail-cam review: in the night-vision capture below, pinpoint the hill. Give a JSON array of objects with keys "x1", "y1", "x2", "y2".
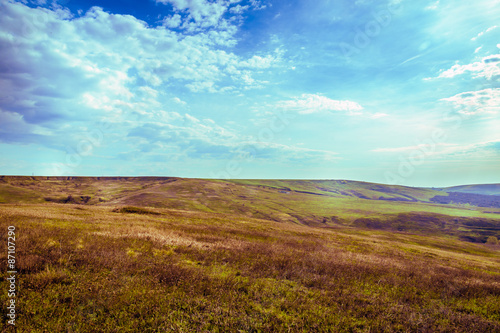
[
  {"x1": 430, "y1": 191, "x2": 500, "y2": 208},
  {"x1": 441, "y1": 184, "x2": 500, "y2": 196},
  {"x1": 1, "y1": 176, "x2": 499, "y2": 243},
  {"x1": 1, "y1": 176, "x2": 500, "y2": 332}
]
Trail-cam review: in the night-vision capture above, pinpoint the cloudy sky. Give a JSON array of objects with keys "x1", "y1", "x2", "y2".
[{"x1": 0, "y1": 0, "x2": 499, "y2": 186}]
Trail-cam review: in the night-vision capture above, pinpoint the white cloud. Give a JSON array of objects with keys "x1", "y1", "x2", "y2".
[
  {"x1": 125, "y1": 114, "x2": 339, "y2": 164},
  {"x1": 447, "y1": 140, "x2": 500, "y2": 157},
  {"x1": 139, "y1": 86, "x2": 160, "y2": 99},
  {"x1": 369, "y1": 112, "x2": 388, "y2": 119},
  {"x1": 435, "y1": 140, "x2": 500, "y2": 160},
  {"x1": 372, "y1": 143, "x2": 452, "y2": 154},
  {"x1": 276, "y1": 94, "x2": 363, "y2": 115},
  {"x1": 240, "y1": 54, "x2": 277, "y2": 69},
  {"x1": 435, "y1": 54, "x2": 500, "y2": 80},
  {"x1": 372, "y1": 140, "x2": 500, "y2": 161},
  {"x1": 441, "y1": 88, "x2": 500, "y2": 115},
  {"x1": 471, "y1": 25, "x2": 498, "y2": 41},
  {"x1": 157, "y1": 0, "x2": 266, "y2": 36},
  {"x1": 157, "y1": 0, "x2": 228, "y2": 26},
  {"x1": 244, "y1": 142, "x2": 339, "y2": 162},
  {"x1": 0, "y1": 2, "x2": 279, "y2": 122},
  {"x1": 172, "y1": 97, "x2": 186, "y2": 105},
  {"x1": 249, "y1": 0, "x2": 267, "y2": 10},
  {"x1": 425, "y1": 0, "x2": 440, "y2": 11},
  {"x1": 0, "y1": 0, "x2": 283, "y2": 163},
  {"x1": 162, "y1": 13, "x2": 182, "y2": 28},
  {"x1": 186, "y1": 80, "x2": 218, "y2": 93},
  {"x1": 157, "y1": 0, "x2": 247, "y2": 31},
  {"x1": 230, "y1": 4, "x2": 249, "y2": 14}
]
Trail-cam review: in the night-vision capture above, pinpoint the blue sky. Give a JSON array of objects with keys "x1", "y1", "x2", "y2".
[{"x1": 0, "y1": 0, "x2": 499, "y2": 187}]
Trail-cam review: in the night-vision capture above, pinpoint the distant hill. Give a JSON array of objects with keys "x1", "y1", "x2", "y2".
[
  {"x1": 441, "y1": 184, "x2": 500, "y2": 196},
  {"x1": 1, "y1": 176, "x2": 500, "y2": 243},
  {"x1": 430, "y1": 191, "x2": 500, "y2": 208},
  {"x1": 0, "y1": 176, "x2": 444, "y2": 208},
  {"x1": 225, "y1": 179, "x2": 441, "y2": 202}
]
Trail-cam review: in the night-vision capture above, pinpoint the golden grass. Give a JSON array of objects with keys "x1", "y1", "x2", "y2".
[{"x1": 0, "y1": 202, "x2": 499, "y2": 332}]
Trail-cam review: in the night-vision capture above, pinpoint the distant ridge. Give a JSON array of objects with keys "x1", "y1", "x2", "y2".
[
  {"x1": 1, "y1": 176, "x2": 499, "y2": 243},
  {"x1": 1, "y1": 176, "x2": 500, "y2": 209},
  {"x1": 441, "y1": 184, "x2": 500, "y2": 196},
  {"x1": 0, "y1": 176, "x2": 179, "y2": 181}
]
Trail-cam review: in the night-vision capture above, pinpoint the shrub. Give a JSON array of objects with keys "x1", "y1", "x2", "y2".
[
  {"x1": 112, "y1": 206, "x2": 161, "y2": 215},
  {"x1": 486, "y1": 236, "x2": 498, "y2": 245}
]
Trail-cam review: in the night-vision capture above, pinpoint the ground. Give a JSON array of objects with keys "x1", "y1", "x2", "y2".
[{"x1": 0, "y1": 177, "x2": 499, "y2": 332}]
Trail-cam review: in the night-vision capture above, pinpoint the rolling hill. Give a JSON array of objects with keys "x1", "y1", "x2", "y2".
[
  {"x1": 1, "y1": 176, "x2": 499, "y2": 243},
  {"x1": 441, "y1": 183, "x2": 500, "y2": 196},
  {"x1": 1, "y1": 176, "x2": 499, "y2": 332}
]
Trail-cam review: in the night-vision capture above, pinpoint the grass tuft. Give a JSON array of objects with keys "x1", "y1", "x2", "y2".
[{"x1": 112, "y1": 206, "x2": 161, "y2": 215}]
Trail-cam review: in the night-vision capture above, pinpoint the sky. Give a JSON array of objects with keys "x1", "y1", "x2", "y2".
[{"x1": 0, "y1": 0, "x2": 499, "y2": 187}]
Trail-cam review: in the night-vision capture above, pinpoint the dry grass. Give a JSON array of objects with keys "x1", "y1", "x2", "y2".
[{"x1": 0, "y1": 203, "x2": 499, "y2": 332}]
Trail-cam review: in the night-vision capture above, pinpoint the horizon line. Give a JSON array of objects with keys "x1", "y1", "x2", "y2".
[{"x1": 1, "y1": 175, "x2": 498, "y2": 189}]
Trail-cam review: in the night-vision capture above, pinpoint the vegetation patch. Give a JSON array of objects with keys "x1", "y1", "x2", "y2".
[
  {"x1": 44, "y1": 195, "x2": 92, "y2": 204},
  {"x1": 1, "y1": 203, "x2": 499, "y2": 332},
  {"x1": 1, "y1": 177, "x2": 500, "y2": 331},
  {"x1": 431, "y1": 192, "x2": 500, "y2": 208},
  {"x1": 112, "y1": 206, "x2": 161, "y2": 215}
]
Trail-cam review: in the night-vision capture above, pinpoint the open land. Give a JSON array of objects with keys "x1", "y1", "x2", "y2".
[{"x1": 1, "y1": 176, "x2": 499, "y2": 332}]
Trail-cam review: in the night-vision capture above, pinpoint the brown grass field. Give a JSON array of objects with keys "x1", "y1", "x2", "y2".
[{"x1": 1, "y1": 177, "x2": 500, "y2": 332}]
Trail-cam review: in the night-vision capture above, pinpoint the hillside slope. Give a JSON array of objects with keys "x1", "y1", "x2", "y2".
[
  {"x1": 1, "y1": 176, "x2": 500, "y2": 243},
  {"x1": 1, "y1": 202, "x2": 499, "y2": 332},
  {"x1": 1, "y1": 177, "x2": 499, "y2": 331},
  {"x1": 442, "y1": 184, "x2": 500, "y2": 196}
]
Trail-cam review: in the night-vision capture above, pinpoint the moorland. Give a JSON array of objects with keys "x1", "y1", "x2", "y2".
[{"x1": 1, "y1": 176, "x2": 499, "y2": 332}]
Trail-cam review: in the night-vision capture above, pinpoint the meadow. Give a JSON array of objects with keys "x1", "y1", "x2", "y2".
[{"x1": 1, "y1": 177, "x2": 499, "y2": 332}]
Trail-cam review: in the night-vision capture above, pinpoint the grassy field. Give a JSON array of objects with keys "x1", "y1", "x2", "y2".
[{"x1": 1, "y1": 177, "x2": 500, "y2": 332}]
